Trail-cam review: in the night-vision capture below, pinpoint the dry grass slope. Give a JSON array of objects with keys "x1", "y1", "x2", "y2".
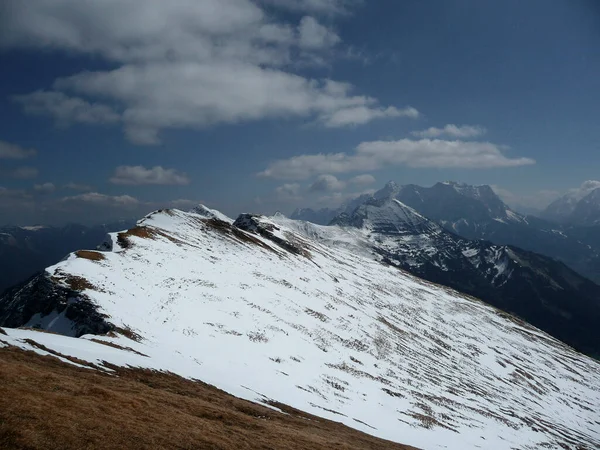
[
  {"x1": 76, "y1": 250, "x2": 106, "y2": 261},
  {"x1": 0, "y1": 347, "x2": 419, "y2": 450}
]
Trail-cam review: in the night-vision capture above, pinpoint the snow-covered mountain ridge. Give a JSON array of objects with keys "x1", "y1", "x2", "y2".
[{"x1": 1, "y1": 207, "x2": 599, "y2": 449}]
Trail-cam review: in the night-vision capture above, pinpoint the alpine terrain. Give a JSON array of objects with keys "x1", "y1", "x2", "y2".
[
  {"x1": 0, "y1": 221, "x2": 135, "y2": 294},
  {"x1": 293, "y1": 181, "x2": 600, "y2": 284},
  {"x1": 542, "y1": 181, "x2": 600, "y2": 225},
  {"x1": 1, "y1": 206, "x2": 599, "y2": 449}
]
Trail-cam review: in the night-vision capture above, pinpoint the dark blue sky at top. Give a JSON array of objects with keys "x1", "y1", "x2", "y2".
[{"x1": 0, "y1": 0, "x2": 598, "y2": 225}]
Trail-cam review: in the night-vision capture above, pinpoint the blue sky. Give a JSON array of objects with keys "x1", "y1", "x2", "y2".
[{"x1": 0, "y1": 0, "x2": 599, "y2": 225}]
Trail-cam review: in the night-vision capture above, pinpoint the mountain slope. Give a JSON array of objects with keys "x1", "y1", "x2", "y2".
[
  {"x1": 300, "y1": 197, "x2": 600, "y2": 358},
  {"x1": 542, "y1": 181, "x2": 600, "y2": 224},
  {"x1": 0, "y1": 208, "x2": 599, "y2": 449},
  {"x1": 569, "y1": 188, "x2": 600, "y2": 226}
]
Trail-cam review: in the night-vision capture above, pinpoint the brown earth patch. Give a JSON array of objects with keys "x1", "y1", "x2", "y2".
[
  {"x1": 201, "y1": 218, "x2": 280, "y2": 254},
  {"x1": 63, "y1": 275, "x2": 96, "y2": 291},
  {"x1": 75, "y1": 250, "x2": 106, "y2": 261},
  {"x1": 0, "y1": 347, "x2": 419, "y2": 450},
  {"x1": 110, "y1": 325, "x2": 143, "y2": 342},
  {"x1": 117, "y1": 226, "x2": 183, "y2": 249}
]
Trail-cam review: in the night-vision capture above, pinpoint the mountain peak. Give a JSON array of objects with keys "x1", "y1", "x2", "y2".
[
  {"x1": 373, "y1": 180, "x2": 402, "y2": 200},
  {"x1": 190, "y1": 204, "x2": 233, "y2": 224},
  {"x1": 542, "y1": 181, "x2": 600, "y2": 223},
  {"x1": 332, "y1": 195, "x2": 439, "y2": 237}
]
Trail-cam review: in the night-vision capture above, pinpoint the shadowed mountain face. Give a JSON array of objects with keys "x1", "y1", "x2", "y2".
[
  {"x1": 391, "y1": 182, "x2": 600, "y2": 283},
  {"x1": 325, "y1": 196, "x2": 600, "y2": 359},
  {"x1": 0, "y1": 221, "x2": 135, "y2": 294},
  {"x1": 542, "y1": 184, "x2": 600, "y2": 226}
]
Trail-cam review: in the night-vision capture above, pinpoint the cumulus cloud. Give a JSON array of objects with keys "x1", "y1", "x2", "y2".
[
  {"x1": 259, "y1": 138, "x2": 534, "y2": 180},
  {"x1": 298, "y1": 16, "x2": 340, "y2": 49},
  {"x1": 3, "y1": 0, "x2": 413, "y2": 144},
  {"x1": 348, "y1": 174, "x2": 375, "y2": 186},
  {"x1": 0, "y1": 140, "x2": 36, "y2": 159},
  {"x1": 13, "y1": 90, "x2": 120, "y2": 126},
  {"x1": 55, "y1": 65, "x2": 417, "y2": 144},
  {"x1": 322, "y1": 105, "x2": 419, "y2": 127},
  {"x1": 411, "y1": 124, "x2": 487, "y2": 139},
  {"x1": 109, "y1": 166, "x2": 190, "y2": 185},
  {"x1": 567, "y1": 180, "x2": 600, "y2": 200},
  {"x1": 309, "y1": 174, "x2": 346, "y2": 192},
  {"x1": 33, "y1": 182, "x2": 56, "y2": 194},
  {"x1": 275, "y1": 183, "x2": 302, "y2": 201},
  {"x1": 315, "y1": 188, "x2": 375, "y2": 208},
  {"x1": 61, "y1": 192, "x2": 139, "y2": 207}
]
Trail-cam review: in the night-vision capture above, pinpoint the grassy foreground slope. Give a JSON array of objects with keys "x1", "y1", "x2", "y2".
[{"x1": 0, "y1": 345, "x2": 417, "y2": 450}]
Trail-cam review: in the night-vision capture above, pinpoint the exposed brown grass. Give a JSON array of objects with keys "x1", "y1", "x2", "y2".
[
  {"x1": 117, "y1": 226, "x2": 157, "y2": 248},
  {"x1": 76, "y1": 250, "x2": 106, "y2": 261},
  {"x1": 111, "y1": 325, "x2": 143, "y2": 342},
  {"x1": 89, "y1": 338, "x2": 148, "y2": 357},
  {"x1": 63, "y1": 275, "x2": 96, "y2": 291},
  {"x1": 0, "y1": 347, "x2": 419, "y2": 450},
  {"x1": 201, "y1": 218, "x2": 280, "y2": 255},
  {"x1": 117, "y1": 226, "x2": 184, "y2": 249}
]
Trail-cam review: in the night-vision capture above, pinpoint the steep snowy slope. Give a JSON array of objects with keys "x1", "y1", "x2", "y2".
[
  {"x1": 1, "y1": 208, "x2": 599, "y2": 449},
  {"x1": 321, "y1": 196, "x2": 600, "y2": 358}
]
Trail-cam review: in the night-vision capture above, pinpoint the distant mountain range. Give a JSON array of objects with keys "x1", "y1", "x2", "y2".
[
  {"x1": 0, "y1": 221, "x2": 135, "y2": 294},
  {"x1": 541, "y1": 181, "x2": 600, "y2": 225},
  {"x1": 293, "y1": 181, "x2": 600, "y2": 284}
]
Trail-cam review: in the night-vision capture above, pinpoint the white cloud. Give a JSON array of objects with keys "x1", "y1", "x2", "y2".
[
  {"x1": 348, "y1": 174, "x2": 375, "y2": 186},
  {"x1": 64, "y1": 182, "x2": 93, "y2": 191},
  {"x1": 259, "y1": 138, "x2": 535, "y2": 180},
  {"x1": 411, "y1": 124, "x2": 487, "y2": 139},
  {"x1": 275, "y1": 183, "x2": 302, "y2": 201},
  {"x1": 33, "y1": 182, "x2": 56, "y2": 194},
  {"x1": 298, "y1": 16, "x2": 340, "y2": 49},
  {"x1": 61, "y1": 192, "x2": 139, "y2": 207},
  {"x1": 13, "y1": 90, "x2": 120, "y2": 126},
  {"x1": 566, "y1": 180, "x2": 600, "y2": 201},
  {"x1": 3, "y1": 0, "x2": 412, "y2": 144},
  {"x1": 309, "y1": 174, "x2": 346, "y2": 192},
  {"x1": 0, "y1": 140, "x2": 36, "y2": 159},
  {"x1": 55, "y1": 64, "x2": 415, "y2": 143},
  {"x1": 314, "y1": 188, "x2": 375, "y2": 208},
  {"x1": 491, "y1": 185, "x2": 560, "y2": 212},
  {"x1": 109, "y1": 166, "x2": 190, "y2": 185},
  {"x1": 322, "y1": 105, "x2": 419, "y2": 127}
]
